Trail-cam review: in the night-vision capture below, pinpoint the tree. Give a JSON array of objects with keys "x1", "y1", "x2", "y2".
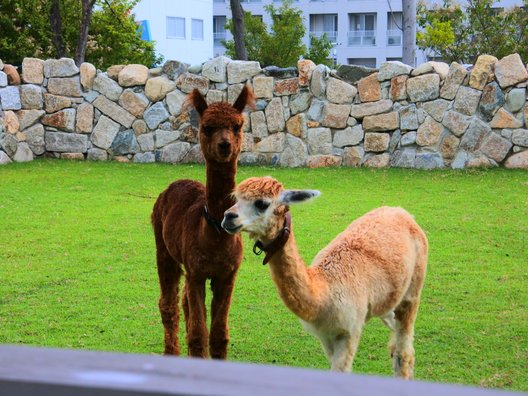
[
  {"x1": 305, "y1": 34, "x2": 334, "y2": 66},
  {"x1": 224, "y1": 0, "x2": 332, "y2": 67},
  {"x1": 50, "y1": 0, "x2": 65, "y2": 58},
  {"x1": 0, "y1": 0, "x2": 161, "y2": 68},
  {"x1": 75, "y1": 0, "x2": 97, "y2": 65},
  {"x1": 86, "y1": 0, "x2": 163, "y2": 69},
  {"x1": 417, "y1": 0, "x2": 525, "y2": 64},
  {"x1": 229, "y1": 0, "x2": 247, "y2": 60},
  {"x1": 0, "y1": 0, "x2": 53, "y2": 64},
  {"x1": 402, "y1": 0, "x2": 417, "y2": 66}
]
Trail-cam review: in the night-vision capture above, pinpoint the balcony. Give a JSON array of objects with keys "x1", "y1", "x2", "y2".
[
  {"x1": 310, "y1": 31, "x2": 337, "y2": 43},
  {"x1": 213, "y1": 0, "x2": 225, "y2": 3},
  {"x1": 387, "y1": 29, "x2": 402, "y2": 46},
  {"x1": 214, "y1": 32, "x2": 226, "y2": 47},
  {"x1": 348, "y1": 30, "x2": 376, "y2": 46},
  {"x1": 240, "y1": 0, "x2": 261, "y2": 2}
]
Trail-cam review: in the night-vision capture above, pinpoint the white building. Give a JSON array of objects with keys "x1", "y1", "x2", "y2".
[
  {"x1": 132, "y1": 0, "x2": 522, "y2": 67},
  {"x1": 132, "y1": 0, "x2": 213, "y2": 65},
  {"x1": 213, "y1": 0, "x2": 522, "y2": 67}
]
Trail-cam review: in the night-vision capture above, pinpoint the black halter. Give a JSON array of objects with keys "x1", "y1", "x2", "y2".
[
  {"x1": 252, "y1": 210, "x2": 292, "y2": 265},
  {"x1": 203, "y1": 205, "x2": 224, "y2": 234}
]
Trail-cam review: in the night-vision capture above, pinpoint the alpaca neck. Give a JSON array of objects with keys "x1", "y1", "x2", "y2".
[
  {"x1": 204, "y1": 159, "x2": 237, "y2": 221},
  {"x1": 267, "y1": 229, "x2": 325, "y2": 322}
]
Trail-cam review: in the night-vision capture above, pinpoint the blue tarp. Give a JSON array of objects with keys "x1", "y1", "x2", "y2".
[{"x1": 139, "y1": 20, "x2": 151, "y2": 41}]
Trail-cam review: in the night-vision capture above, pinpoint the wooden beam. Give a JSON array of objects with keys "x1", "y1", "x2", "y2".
[{"x1": 0, "y1": 345, "x2": 520, "y2": 396}]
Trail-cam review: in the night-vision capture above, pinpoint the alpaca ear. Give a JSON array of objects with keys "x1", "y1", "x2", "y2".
[
  {"x1": 233, "y1": 85, "x2": 255, "y2": 113},
  {"x1": 187, "y1": 89, "x2": 208, "y2": 116},
  {"x1": 279, "y1": 190, "x2": 321, "y2": 205}
]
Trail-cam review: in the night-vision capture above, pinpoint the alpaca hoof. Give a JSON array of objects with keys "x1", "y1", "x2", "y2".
[{"x1": 163, "y1": 348, "x2": 180, "y2": 356}]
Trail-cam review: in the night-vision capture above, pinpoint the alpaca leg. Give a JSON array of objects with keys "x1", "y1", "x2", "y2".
[
  {"x1": 156, "y1": 244, "x2": 182, "y2": 356},
  {"x1": 209, "y1": 274, "x2": 236, "y2": 359},
  {"x1": 381, "y1": 311, "x2": 396, "y2": 331},
  {"x1": 319, "y1": 336, "x2": 335, "y2": 366},
  {"x1": 392, "y1": 299, "x2": 420, "y2": 380},
  {"x1": 184, "y1": 276, "x2": 208, "y2": 358},
  {"x1": 381, "y1": 311, "x2": 397, "y2": 363},
  {"x1": 330, "y1": 326, "x2": 363, "y2": 372},
  {"x1": 182, "y1": 279, "x2": 190, "y2": 335}
]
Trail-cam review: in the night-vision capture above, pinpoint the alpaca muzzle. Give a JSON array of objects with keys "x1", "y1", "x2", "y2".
[{"x1": 221, "y1": 212, "x2": 242, "y2": 234}]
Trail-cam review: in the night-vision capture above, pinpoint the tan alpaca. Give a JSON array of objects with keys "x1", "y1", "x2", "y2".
[{"x1": 221, "y1": 176, "x2": 428, "y2": 378}]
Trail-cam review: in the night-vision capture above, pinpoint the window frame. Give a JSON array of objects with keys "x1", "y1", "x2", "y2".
[
  {"x1": 167, "y1": 16, "x2": 186, "y2": 39},
  {"x1": 191, "y1": 18, "x2": 204, "y2": 41}
]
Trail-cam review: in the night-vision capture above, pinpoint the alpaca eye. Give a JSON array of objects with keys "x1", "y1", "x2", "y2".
[
  {"x1": 254, "y1": 199, "x2": 269, "y2": 212},
  {"x1": 203, "y1": 126, "x2": 214, "y2": 135},
  {"x1": 233, "y1": 124, "x2": 242, "y2": 134}
]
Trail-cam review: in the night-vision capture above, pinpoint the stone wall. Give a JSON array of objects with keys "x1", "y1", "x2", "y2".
[{"x1": 1, "y1": 54, "x2": 527, "y2": 168}]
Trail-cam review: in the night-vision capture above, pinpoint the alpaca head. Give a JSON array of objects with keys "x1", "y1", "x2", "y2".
[
  {"x1": 222, "y1": 176, "x2": 320, "y2": 242},
  {"x1": 188, "y1": 85, "x2": 254, "y2": 163}
]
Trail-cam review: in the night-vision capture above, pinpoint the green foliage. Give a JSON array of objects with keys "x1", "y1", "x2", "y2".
[
  {"x1": 304, "y1": 34, "x2": 334, "y2": 67},
  {"x1": 417, "y1": 0, "x2": 528, "y2": 64},
  {"x1": 224, "y1": 0, "x2": 332, "y2": 67},
  {"x1": 224, "y1": 12, "x2": 267, "y2": 62},
  {"x1": 0, "y1": 0, "x2": 162, "y2": 68},
  {"x1": 87, "y1": 0, "x2": 163, "y2": 69},
  {"x1": 0, "y1": 0, "x2": 54, "y2": 64},
  {"x1": 416, "y1": 20, "x2": 455, "y2": 50},
  {"x1": 0, "y1": 160, "x2": 527, "y2": 391}
]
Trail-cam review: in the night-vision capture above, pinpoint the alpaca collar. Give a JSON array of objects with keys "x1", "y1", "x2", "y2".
[
  {"x1": 203, "y1": 205, "x2": 224, "y2": 234},
  {"x1": 253, "y1": 210, "x2": 291, "y2": 265}
]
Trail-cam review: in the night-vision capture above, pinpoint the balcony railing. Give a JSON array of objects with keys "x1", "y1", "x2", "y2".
[
  {"x1": 387, "y1": 29, "x2": 402, "y2": 46},
  {"x1": 240, "y1": 0, "x2": 261, "y2": 3},
  {"x1": 213, "y1": 0, "x2": 225, "y2": 3},
  {"x1": 348, "y1": 30, "x2": 376, "y2": 46},
  {"x1": 310, "y1": 30, "x2": 337, "y2": 43},
  {"x1": 214, "y1": 32, "x2": 226, "y2": 47}
]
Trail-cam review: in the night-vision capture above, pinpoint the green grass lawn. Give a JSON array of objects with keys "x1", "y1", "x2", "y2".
[{"x1": 0, "y1": 160, "x2": 526, "y2": 391}]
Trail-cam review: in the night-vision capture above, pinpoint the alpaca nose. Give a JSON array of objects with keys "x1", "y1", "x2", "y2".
[
  {"x1": 221, "y1": 211, "x2": 241, "y2": 234},
  {"x1": 224, "y1": 212, "x2": 238, "y2": 221},
  {"x1": 219, "y1": 141, "x2": 231, "y2": 151}
]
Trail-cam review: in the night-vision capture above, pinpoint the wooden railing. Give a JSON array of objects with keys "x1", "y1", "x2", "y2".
[{"x1": 0, "y1": 345, "x2": 522, "y2": 396}]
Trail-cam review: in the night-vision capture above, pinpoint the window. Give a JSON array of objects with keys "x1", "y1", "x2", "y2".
[
  {"x1": 387, "y1": 12, "x2": 402, "y2": 46},
  {"x1": 213, "y1": 16, "x2": 226, "y2": 47},
  {"x1": 192, "y1": 19, "x2": 204, "y2": 40},
  {"x1": 350, "y1": 13, "x2": 376, "y2": 32},
  {"x1": 347, "y1": 58, "x2": 376, "y2": 68},
  {"x1": 348, "y1": 13, "x2": 376, "y2": 46},
  {"x1": 167, "y1": 17, "x2": 185, "y2": 39},
  {"x1": 309, "y1": 14, "x2": 338, "y2": 43}
]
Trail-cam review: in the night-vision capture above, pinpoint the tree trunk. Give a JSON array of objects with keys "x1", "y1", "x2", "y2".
[
  {"x1": 74, "y1": 0, "x2": 96, "y2": 66},
  {"x1": 50, "y1": 0, "x2": 65, "y2": 58},
  {"x1": 402, "y1": 0, "x2": 417, "y2": 67},
  {"x1": 230, "y1": 0, "x2": 247, "y2": 60}
]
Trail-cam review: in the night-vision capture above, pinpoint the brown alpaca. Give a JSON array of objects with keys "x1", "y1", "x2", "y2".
[
  {"x1": 222, "y1": 177, "x2": 428, "y2": 378},
  {"x1": 151, "y1": 86, "x2": 254, "y2": 359}
]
